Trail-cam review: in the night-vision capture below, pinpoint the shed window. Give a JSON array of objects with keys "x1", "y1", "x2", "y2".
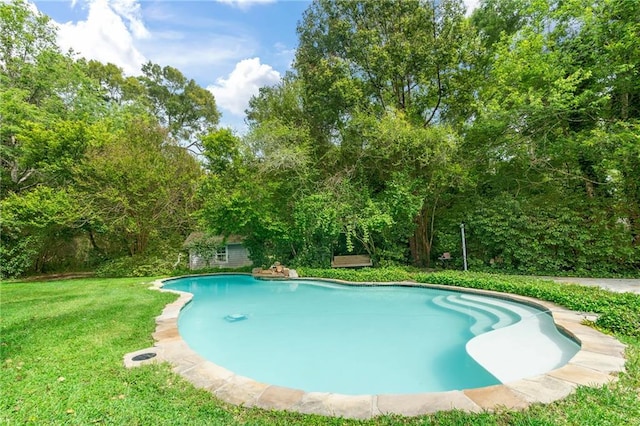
[{"x1": 214, "y1": 246, "x2": 228, "y2": 263}]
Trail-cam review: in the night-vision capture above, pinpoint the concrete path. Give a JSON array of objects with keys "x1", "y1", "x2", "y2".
[{"x1": 541, "y1": 277, "x2": 640, "y2": 294}]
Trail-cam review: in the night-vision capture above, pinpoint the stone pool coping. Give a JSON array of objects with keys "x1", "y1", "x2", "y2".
[{"x1": 124, "y1": 277, "x2": 628, "y2": 419}]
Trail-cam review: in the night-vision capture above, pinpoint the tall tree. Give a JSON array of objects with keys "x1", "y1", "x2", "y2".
[
  {"x1": 75, "y1": 113, "x2": 202, "y2": 257},
  {"x1": 293, "y1": 0, "x2": 473, "y2": 265},
  {"x1": 0, "y1": 0, "x2": 57, "y2": 92},
  {"x1": 0, "y1": 1, "x2": 215, "y2": 276},
  {"x1": 138, "y1": 62, "x2": 220, "y2": 154},
  {"x1": 295, "y1": 0, "x2": 471, "y2": 131},
  {"x1": 444, "y1": 0, "x2": 640, "y2": 273},
  {"x1": 0, "y1": 0, "x2": 101, "y2": 276},
  {"x1": 0, "y1": 0, "x2": 94, "y2": 196},
  {"x1": 83, "y1": 60, "x2": 146, "y2": 106}
]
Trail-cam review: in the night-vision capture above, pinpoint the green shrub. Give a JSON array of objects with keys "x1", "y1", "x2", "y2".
[
  {"x1": 297, "y1": 267, "x2": 414, "y2": 283},
  {"x1": 433, "y1": 195, "x2": 640, "y2": 277},
  {"x1": 95, "y1": 255, "x2": 175, "y2": 277},
  {"x1": 0, "y1": 236, "x2": 39, "y2": 278},
  {"x1": 596, "y1": 307, "x2": 640, "y2": 337},
  {"x1": 170, "y1": 265, "x2": 254, "y2": 276}
]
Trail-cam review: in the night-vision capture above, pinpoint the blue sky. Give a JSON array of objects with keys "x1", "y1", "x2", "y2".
[
  {"x1": 30, "y1": 0, "x2": 479, "y2": 132},
  {"x1": 32, "y1": 0, "x2": 311, "y2": 131}
]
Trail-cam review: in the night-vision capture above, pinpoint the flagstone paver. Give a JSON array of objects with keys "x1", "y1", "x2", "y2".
[
  {"x1": 213, "y1": 374, "x2": 270, "y2": 406},
  {"x1": 376, "y1": 391, "x2": 481, "y2": 416},
  {"x1": 548, "y1": 364, "x2": 618, "y2": 387},
  {"x1": 463, "y1": 384, "x2": 530, "y2": 410},
  {"x1": 255, "y1": 385, "x2": 305, "y2": 410},
  {"x1": 505, "y1": 375, "x2": 576, "y2": 404}
]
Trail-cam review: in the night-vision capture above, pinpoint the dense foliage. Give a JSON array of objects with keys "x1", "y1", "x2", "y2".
[
  {"x1": 0, "y1": 1, "x2": 216, "y2": 277},
  {"x1": 200, "y1": 0, "x2": 639, "y2": 275},
  {"x1": 1, "y1": 0, "x2": 638, "y2": 277}
]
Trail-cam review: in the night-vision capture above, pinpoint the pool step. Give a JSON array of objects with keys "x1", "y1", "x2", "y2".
[
  {"x1": 431, "y1": 294, "x2": 523, "y2": 335},
  {"x1": 460, "y1": 294, "x2": 542, "y2": 321},
  {"x1": 431, "y1": 295, "x2": 495, "y2": 335},
  {"x1": 452, "y1": 295, "x2": 521, "y2": 330}
]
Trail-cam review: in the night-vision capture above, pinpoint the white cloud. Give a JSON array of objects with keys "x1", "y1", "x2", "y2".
[
  {"x1": 209, "y1": 58, "x2": 281, "y2": 116},
  {"x1": 56, "y1": 0, "x2": 147, "y2": 75},
  {"x1": 216, "y1": 0, "x2": 276, "y2": 10},
  {"x1": 139, "y1": 33, "x2": 256, "y2": 79},
  {"x1": 109, "y1": 0, "x2": 150, "y2": 39},
  {"x1": 464, "y1": 0, "x2": 481, "y2": 16}
]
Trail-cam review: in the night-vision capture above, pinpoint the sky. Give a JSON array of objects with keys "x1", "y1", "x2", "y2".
[{"x1": 30, "y1": 0, "x2": 480, "y2": 132}]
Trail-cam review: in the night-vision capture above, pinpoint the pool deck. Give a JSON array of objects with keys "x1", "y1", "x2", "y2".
[
  {"x1": 542, "y1": 277, "x2": 640, "y2": 294},
  {"x1": 124, "y1": 278, "x2": 628, "y2": 419}
]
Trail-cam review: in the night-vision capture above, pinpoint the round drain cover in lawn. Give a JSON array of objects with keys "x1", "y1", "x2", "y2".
[{"x1": 132, "y1": 352, "x2": 157, "y2": 361}]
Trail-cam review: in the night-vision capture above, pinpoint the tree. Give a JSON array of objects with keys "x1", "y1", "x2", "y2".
[
  {"x1": 199, "y1": 122, "x2": 312, "y2": 266},
  {"x1": 83, "y1": 60, "x2": 146, "y2": 106},
  {"x1": 0, "y1": 0, "x2": 104, "y2": 276},
  {"x1": 0, "y1": 186, "x2": 83, "y2": 276},
  {"x1": 0, "y1": 1, "x2": 218, "y2": 276},
  {"x1": 138, "y1": 62, "x2": 220, "y2": 154},
  {"x1": 75, "y1": 113, "x2": 202, "y2": 257},
  {"x1": 471, "y1": 0, "x2": 529, "y2": 49},
  {"x1": 1, "y1": 0, "x2": 95, "y2": 196},
  {"x1": 339, "y1": 111, "x2": 465, "y2": 265},
  {"x1": 0, "y1": 0, "x2": 58, "y2": 91},
  {"x1": 443, "y1": 0, "x2": 640, "y2": 273},
  {"x1": 295, "y1": 0, "x2": 472, "y2": 130},
  {"x1": 289, "y1": 0, "x2": 475, "y2": 265}
]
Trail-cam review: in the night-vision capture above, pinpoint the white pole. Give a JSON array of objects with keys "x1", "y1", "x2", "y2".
[{"x1": 460, "y1": 223, "x2": 468, "y2": 271}]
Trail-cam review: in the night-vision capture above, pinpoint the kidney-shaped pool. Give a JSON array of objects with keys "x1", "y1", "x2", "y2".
[{"x1": 163, "y1": 274, "x2": 580, "y2": 395}]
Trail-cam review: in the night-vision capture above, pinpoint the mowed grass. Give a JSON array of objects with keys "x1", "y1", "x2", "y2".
[{"x1": 1, "y1": 277, "x2": 639, "y2": 425}]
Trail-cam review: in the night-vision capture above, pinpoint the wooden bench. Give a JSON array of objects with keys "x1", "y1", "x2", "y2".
[{"x1": 331, "y1": 254, "x2": 373, "y2": 268}]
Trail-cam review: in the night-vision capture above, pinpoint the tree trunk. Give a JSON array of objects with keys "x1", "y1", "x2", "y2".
[
  {"x1": 88, "y1": 228, "x2": 105, "y2": 255},
  {"x1": 620, "y1": 91, "x2": 629, "y2": 120},
  {"x1": 409, "y1": 203, "x2": 434, "y2": 267}
]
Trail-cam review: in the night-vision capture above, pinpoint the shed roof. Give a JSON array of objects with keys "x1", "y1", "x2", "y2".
[{"x1": 183, "y1": 232, "x2": 245, "y2": 247}]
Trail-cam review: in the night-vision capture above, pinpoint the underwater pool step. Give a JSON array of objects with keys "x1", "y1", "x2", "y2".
[
  {"x1": 448, "y1": 295, "x2": 521, "y2": 330},
  {"x1": 439, "y1": 295, "x2": 518, "y2": 330},
  {"x1": 431, "y1": 293, "x2": 525, "y2": 333},
  {"x1": 431, "y1": 295, "x2": 494, "y2": 335},
  {"x1": 460, "y1": 294, "x2": 544, "y2": 321}
]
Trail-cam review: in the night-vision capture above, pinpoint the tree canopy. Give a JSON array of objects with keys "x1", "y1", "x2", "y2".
[
  {"x1": 200, "y1": 0, "x2": 638, "y2": 274},
  {"x1": 1, "y1": 0, "x2": 638, "y2": 277},
  {"x1": 0, "y1": 0, "x2": 211, "y2": 276}
]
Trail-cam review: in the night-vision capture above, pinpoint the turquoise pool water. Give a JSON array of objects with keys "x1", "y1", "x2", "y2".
[{"x1": 163, "y1": 275, "x2": 577, "y2": 395}]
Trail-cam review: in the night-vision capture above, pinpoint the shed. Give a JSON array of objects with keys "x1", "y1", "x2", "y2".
[{"x1": 184, "y1": 233, "x2": 252, "y2": 270}]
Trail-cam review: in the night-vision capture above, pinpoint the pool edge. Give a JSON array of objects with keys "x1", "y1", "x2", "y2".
[{"x1": 125, "y1": 276, "x2": 627, "y2": 419}]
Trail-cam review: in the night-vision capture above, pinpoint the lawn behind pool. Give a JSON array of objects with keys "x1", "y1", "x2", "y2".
[{"x1": 1, "y1": 276, "x2": 639, "y2": 425}]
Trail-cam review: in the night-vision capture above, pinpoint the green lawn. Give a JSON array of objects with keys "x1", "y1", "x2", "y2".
[{"x1": 1, "y1": 276, "x2": 639, "y2": 425}]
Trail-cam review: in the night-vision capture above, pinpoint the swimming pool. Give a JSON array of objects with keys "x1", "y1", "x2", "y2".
[{"x1": 163, "y1": 274, "x2": 580, "y2": 395}]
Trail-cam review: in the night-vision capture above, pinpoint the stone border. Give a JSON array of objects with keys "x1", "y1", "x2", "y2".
[{"x1": 123, "y1": 277, "x2": 627, "y2": 419}]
